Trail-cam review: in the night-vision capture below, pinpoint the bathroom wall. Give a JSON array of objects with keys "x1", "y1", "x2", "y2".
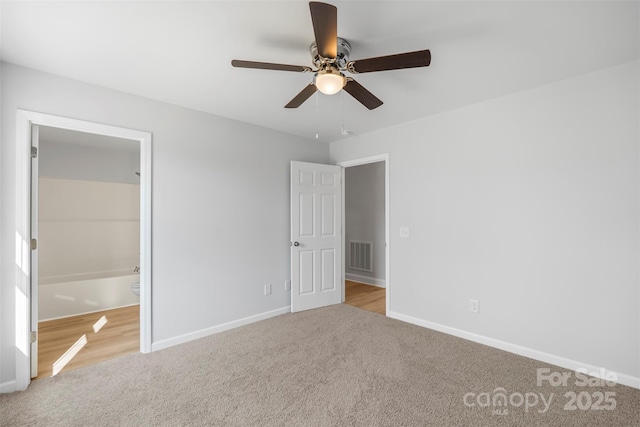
[
  {"x1": 345, "y1": 162, "x2": 385, "y2": 287},
  {"x1": 39, "y1": 130, "x2": 141, "y2": 184},
  {"x1": 38, "y1": 177, "x2": 140, "y2": 284}
]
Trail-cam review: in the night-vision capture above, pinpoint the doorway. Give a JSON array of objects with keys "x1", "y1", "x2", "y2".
[
  {"x1": 339, "y1": 155, "x2": 389, "y2": 315},
  {"x1": 34, "y1": 126, "x2": 142, "y2": 378},
  {"x1": 14, "y1": 110, "x2": 152, "y2": 390}
]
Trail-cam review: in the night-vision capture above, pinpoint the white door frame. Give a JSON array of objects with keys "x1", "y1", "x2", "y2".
[
  {"x1": 338, "y1": 154, "x2": 390, "y2": 315},
  {"x1": 30, "y1": 124, "x2": 40, "y2": 377},
  {"x1": 14, "y1": 109, "x2": 152, "y2": 390}
]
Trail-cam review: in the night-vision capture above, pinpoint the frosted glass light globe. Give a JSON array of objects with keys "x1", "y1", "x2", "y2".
[{"x1": 315, "y1": 70, "x2": 346, "y2": 95}]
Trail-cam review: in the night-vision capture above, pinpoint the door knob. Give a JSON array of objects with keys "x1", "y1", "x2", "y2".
[{"x1": 293, "y1": 241, "x2": 300, "y2": 247}]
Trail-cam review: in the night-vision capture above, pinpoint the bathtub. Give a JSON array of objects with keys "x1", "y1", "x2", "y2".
[{"x1": 39, "y1": 273, "x2": 140, "y2": 321}]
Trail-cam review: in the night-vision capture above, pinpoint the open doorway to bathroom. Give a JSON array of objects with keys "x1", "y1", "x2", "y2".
[
  {"x1": 341, "y1": 157, "x2": 388, "y2": 316},
  {"x1": 33, "y1": 126, "x2": 141, "y2": 379}
]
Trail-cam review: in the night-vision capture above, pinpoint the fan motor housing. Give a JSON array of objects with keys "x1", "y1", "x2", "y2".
[{"x1": 310, "y1": 37, "x2": 351, "y2": 69}]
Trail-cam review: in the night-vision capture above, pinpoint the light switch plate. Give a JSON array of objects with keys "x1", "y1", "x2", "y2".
[
  {"x1": 470, "y1": 299, "x2": 479, "y2": 313},
  {"x1": 400, "y1": 227, "x2": 410, "y2": 238}
]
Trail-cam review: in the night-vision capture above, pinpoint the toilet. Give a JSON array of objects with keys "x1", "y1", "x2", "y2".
[{"x1": 130, "y1": 282, "x2": 140, "y2": 296}]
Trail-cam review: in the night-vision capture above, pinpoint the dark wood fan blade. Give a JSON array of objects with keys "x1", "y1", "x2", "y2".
[
  {"x1": 285, "y1": 84, "x2": 318, "y2": 108},
  {"x1": 309, "y1": 2, "x2": 337, "y2": 58},
  {"x1": 232, "y1": 60, "x2": 312, "y2": 73},
  {"x1": 347, "y1": 49, "x2": 431, "y2": 73},
  {"x1": 343, "y1": 79, "x2": 383, "y2": 110}
]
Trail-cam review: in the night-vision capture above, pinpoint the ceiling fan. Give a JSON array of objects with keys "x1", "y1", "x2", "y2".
[{"x1": 231, "y1": 1, "x2": 431, "y2": 110}]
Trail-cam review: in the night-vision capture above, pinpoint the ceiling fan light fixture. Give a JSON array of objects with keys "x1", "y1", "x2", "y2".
[
  {"x1": 315, "y1": 68, "x2": 345, "y2": 95},
  {"x1": 232, "y1": 2, "x2": 430, "y2": 110}
]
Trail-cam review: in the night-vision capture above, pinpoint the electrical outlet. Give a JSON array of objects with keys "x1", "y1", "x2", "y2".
[
  {"x1": 284, "y1": 280, "x2": 291, "y2": 291},
  {"x1": 470, "y1": 299, "x2": 479, "y2": 313},
  {"x1": 264, "y1": 283, "x2": 272, "y2": 295},
  {"x1": 400, "y1": 227, "x2": 410, "y2": 238}
]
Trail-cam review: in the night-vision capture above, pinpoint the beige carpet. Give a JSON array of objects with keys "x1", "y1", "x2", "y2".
[{"x1": 1, "y1": 304, "x2": 638, "y2": 426}]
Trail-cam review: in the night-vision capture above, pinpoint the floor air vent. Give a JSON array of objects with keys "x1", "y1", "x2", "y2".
[{"x1": 349, "y1": 241, "x2": 372, "y2": 272}]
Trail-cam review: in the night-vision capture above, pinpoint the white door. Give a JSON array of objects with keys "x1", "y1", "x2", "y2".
[
  {"x1": 290, "y1": 161, "x2": 342, "y2": 312},
  {"x1": 30, "y1": 124, "x2": 39, "y2": 378}
]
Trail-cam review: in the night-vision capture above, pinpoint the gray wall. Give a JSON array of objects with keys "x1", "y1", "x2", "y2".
[
  {"x1": 345, "y1": 162, "x2": 385, "y2": 285},
  {"x1": 2, "y1": 58, "x2": 638, "y2": 388},
  {"x1": 0, "y1": 62, "x2": 329, "y2": 387},
  {"x1": 39, "y1": 131, "x2": 140, "y2": 184},
  {"x1": 331, "y1": 60, "x2": 640, "y2": 381}
]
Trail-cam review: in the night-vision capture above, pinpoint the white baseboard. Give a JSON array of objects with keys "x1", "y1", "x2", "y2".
[
  {"x1": 388, "y1": 311, "x2": 640, "y2": 390},
  {"x1": 151, "y1": 306, "x2": 291, "y2": 352},
  {"x1": 0, "y1": 380, "x2": 17, "y2": 394},
  {"x1": 345, "y1": 273, "x2": 385, "y2": 288}
]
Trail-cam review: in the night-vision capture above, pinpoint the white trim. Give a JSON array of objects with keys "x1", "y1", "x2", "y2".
[
  {"x1": 152, "y1": 306, "x2": 291, "y2": 352},
  {"x1": 30, "y1": 124, "x2": 40, "y2": 378},
  {"x1": 388, "y1": 311, "x2": 640, "y2": 390},
  {"x1": 14, "y1": 110, "x2": 152, "y2": 392},
  {"x1": 345, "y1": 273, "x2": 386, "y2": 288},
  {"x1": 338, "y1": 154, "x2": 390, "y2": 315},
  {"x1": 0, "y1": 381, "x2": 17, "y2": 394},
  {"x1": 15, "y1": 111, "x2": 32, "y2": 391}
]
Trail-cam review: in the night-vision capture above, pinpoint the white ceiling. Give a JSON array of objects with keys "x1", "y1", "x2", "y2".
[{"x1": 2, "y1": 1, "x2": 638, "y2": 143}]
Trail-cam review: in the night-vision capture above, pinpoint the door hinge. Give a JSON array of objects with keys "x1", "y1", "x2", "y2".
[
  {"x1": 31, "y1": 331, "x2": 37, "y2": 343},
  {"x1": 31, "y1": 146, "x2": 38, "y2": 158},
  {"x1": 31, "y1": 239, "x2": 37, "y2": 250}
]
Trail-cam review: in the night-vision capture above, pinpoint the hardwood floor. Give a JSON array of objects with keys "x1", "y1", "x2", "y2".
[
  {"x1": 35, "y1": 305, "x2": 139, "y2": 380},
  {"x1": 34, "y1": 285, "x2": 381, "y2": 380},
  {"x1": 344, "y1": 280, "x2": 386, "y2": 315}
]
